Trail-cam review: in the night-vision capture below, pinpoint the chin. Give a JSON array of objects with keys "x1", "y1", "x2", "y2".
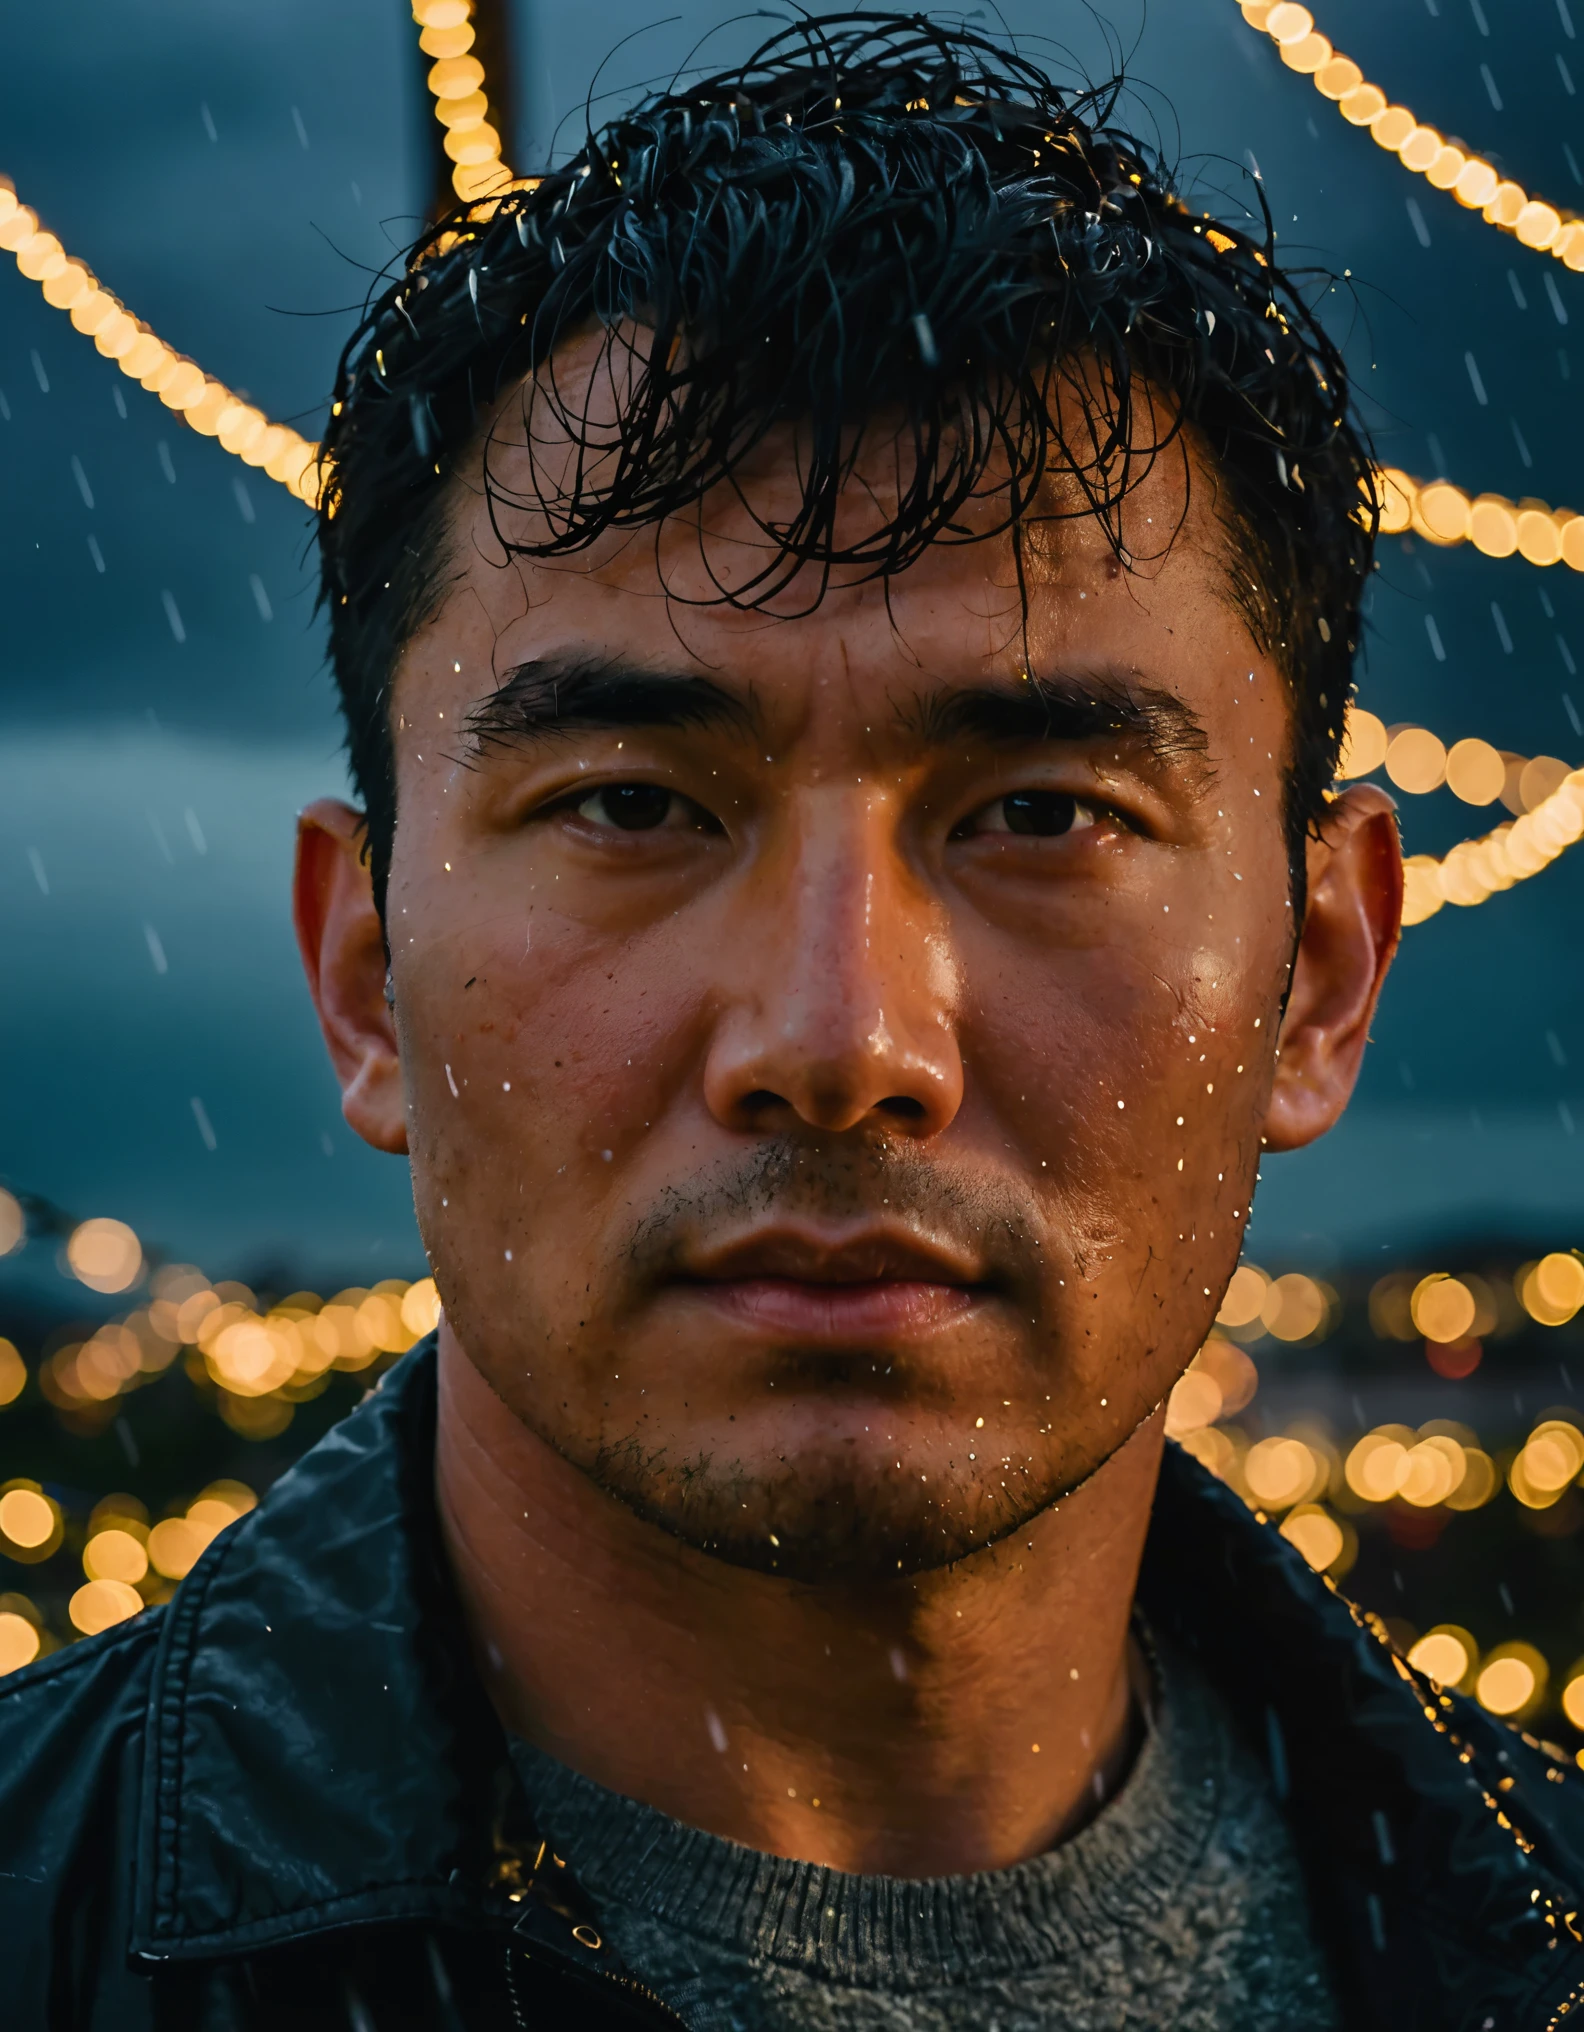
[{"x1": 582, "y1": 1420, "x2": 1081, "y2": 1583}]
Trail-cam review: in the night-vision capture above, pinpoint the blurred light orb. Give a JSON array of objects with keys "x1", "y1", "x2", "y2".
[
  {"x1": 0, "y1": 1186, "x2": 23, "y2": 1256},
  {"x1": 1385, "y1": 726, "x2": 1447, "y2": 795},
  {"x1": 0, "y1": 1611, "x2": 40, "y2": 1675},
  {"x1": 1444, "y1": 738, "x2": 1505, "y2": 807},
  {"x1": 1244, "y1": 1437, "x2": 1315, "y2": 1509},
  {"x1": 1444, "y1": 1447, "x2": 1498, "y2": 1510},
  {"x1": 1410, "y1": 1274, "x2": 1477, "y2": 1345},
  {"x1": 1165, "y1": 1368, "x2": 1222, "y2": 1436},
  {"x1": 1476, "y1": 1651, "x2": 1542, "y2": 1717},
  {"x1": 66, "y1": 1217, "x2": 143, "y2": 1294},
  {"x1": 0, "y1": 1488, "x2": 55, "y2": 1549},
  {"x1": 1563, "y1": 1675, "x2": 1584, "y2": 1733},
  {"x1": 1216, "y1": 1263, "x2": 1269, "y2": 1328},
  {"x1": 1408, "y1": 1629, "x2": 1472, "y2": 1687},
  {"x1": 1345, "y1": 1432, "x2": 1410, "y2": 1503},
  {"x1": 1261, "y1": 1272, "x2": 1327, "y2": 1342},
  {"x1": 1336, "y1": 708, "x2": 1388, "y2": 780},
  {"x1": 1398, "y1": 1435, "x2": 1466, "y2": 1507},
  {"x1": 1278, "y1": 1505, "x2": 1343, "y2": 1571},
  {"x1": 68, "y1": 1580, "x2": 143, "y2": 1637},
  {"x1": 0, "y1": 1339, "x2": 25, "y2": 1408},
  {"x1": 147, "y1": 1518, "x2": 204, "y2": 1580},
  {"x1": 82, "y1": 1527, "x2": 148, "y2": 1586},
  {"x1": 401, "y1": 1277, "x2": 443, "y2": 1338}
]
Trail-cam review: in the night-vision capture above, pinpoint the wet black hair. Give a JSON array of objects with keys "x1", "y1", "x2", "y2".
[{"x1": 316, "y1": 11, "x2": 1376, "y2": 921}]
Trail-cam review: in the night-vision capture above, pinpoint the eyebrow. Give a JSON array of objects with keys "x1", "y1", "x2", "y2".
[
  {"x1": 904, "y1": 670, "x2": 1212, "y2": 776},
  {"x1": 465, "y1": 655, "x2": 757, "y2": 755}
]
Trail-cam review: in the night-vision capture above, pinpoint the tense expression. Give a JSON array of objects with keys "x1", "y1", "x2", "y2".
[{"x1": 351, "y1": 382, "x2": 1378, "y2": 1584}]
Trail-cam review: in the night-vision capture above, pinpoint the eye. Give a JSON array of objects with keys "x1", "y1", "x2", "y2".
[
  {"x1": 954, "y1": 790, "x2": 1099, "y2": 839},
  {"x1": 574, "y1": 783, "x2": 692, "y2": 832}
]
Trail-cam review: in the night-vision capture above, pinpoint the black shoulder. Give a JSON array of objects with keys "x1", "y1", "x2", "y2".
[{"x1": 0, "y1": 1612, "x2": 161, "y2": 1962}]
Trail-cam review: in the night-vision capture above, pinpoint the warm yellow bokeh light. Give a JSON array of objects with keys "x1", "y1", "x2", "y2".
[
  {"x1": 1165, "y1": 1369, "x2": 1222, "y2": 1436},
  {"x1": 1261, "y1": 1273, "x2": 1327, "y2": 1343},
  {"x1": 1564, "y1": 1673, "x2": 1584, "y2": 1732},
  {"x1": 0, "y1": 1488, "x2": 55, "y2": 1549},
  {"x1": 1444, "y1": 738, "x2": 1505, "y2": 807},
  {"x1": 82, "y1": 1527, "x2": 149, "y2": 1586},
  {"x1": 147, "y1": 1517, "x2": 205, "y2": 1580},
  {"x1": 66, "y1": 1216, "x2": 143, "y2": 1294},
  {"x1": 1443, "y1": 1447, "x2": 1497, "y2": 1510},
  {"x1": 1279, "y1": 1505, "x2": 1344, "y2": 1571},
  {"x1": 1244, "y1": 1437, "x2": 1316, "y2": 1509},
  {"x1": 1385, "y1": 726, "x2": 1447, "y2": 795},
  {"x1": 401, "y1": 1277, "x2": 443, "y2": 1337},
  {"x1": 0, "y1": 1186, "x2": 22, "y2": 1256},
  {"x1": 1409, "y1": 1274, "x2": 1477, "y2": 1345},
  {"x1": 1397, "y1": 1435, "x2": 1466, "y2": 1507},
  {"x1": 68, "y1": 1579, "x2": 143, "y2": 1637},
  {"x1": 1407, "y1": 1629, "x2": 1472, "y2": 1687},
  {"x1": 1337, "y1": 707, "x2": 1388, "y2": 780},
  {"x1": 0, "y1": 1609, "x2": 39, "y2": 1674},
  {"x1": 1344, "y1": 1431, "x2": 1410, "y2": 1503},
  {"x1": 1476, "y1": 1651, "x2": 1542, "y2": 1717},
  {"x1": 0, "y1": 1339, "x2": 25, "y2": 1408},
  {"x1": 0, "y1": 1610, "x2": 40, "y2": 1675}
]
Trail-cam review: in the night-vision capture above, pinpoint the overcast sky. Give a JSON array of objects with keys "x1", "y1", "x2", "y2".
[{"x1": 1, "y1": 0, "x2": 1581, "y2": 1300}]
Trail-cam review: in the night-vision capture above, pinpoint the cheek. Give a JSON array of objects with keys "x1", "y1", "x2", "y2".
[{"x1": 395, "y1": 885, "x2": 706, "y2": 1211}]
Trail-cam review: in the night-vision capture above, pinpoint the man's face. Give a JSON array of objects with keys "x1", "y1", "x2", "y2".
[{"x1": 334, "y1": 382, "x2": 1379, "y2": 1583}]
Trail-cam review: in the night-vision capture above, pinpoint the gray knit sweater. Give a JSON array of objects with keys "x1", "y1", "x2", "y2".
[{"x1": 509, "y1": 1633, "x2": 1339, "y2": 2030}]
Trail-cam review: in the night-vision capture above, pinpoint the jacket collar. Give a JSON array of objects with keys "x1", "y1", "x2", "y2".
[{"x1": 133, "y1": 1341, "x2": 1584, "y2": 2025}]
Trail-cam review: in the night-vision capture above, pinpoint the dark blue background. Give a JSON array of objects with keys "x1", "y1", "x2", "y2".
[{"x1": 1, "y1": 0, "x2": 1579, "y2": 1296}]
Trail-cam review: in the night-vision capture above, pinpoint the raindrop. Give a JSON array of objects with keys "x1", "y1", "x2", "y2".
[
  {"x1": 86, "y1": 535, "x2": 104, "y2": 574},
  {"x1": 291, "y1": 105, "x2": 310, "y2": 149},
  {"x1": 157, "y1": 441, "x2": 176, "y2": 484},
  {"x1": 70, "y1": 456, "x2": 94, "y2": 510},
  {"x1": 233, "y1": 475, "x2": 256, "y2": 524},
  {"x1": 190, "y1": 1097, "x2": 217, "y2": 1151},
  {"x1": 29, "y1": 350, "x2": 48, "y2": 394},
  {"x1": 200, "y1": 102, "x2": 218, "y2": 142},
  {"x1": 160, "y1": 591, "x2": 186, "y2": 644},
  {"x1": 25, "y1": 847, "x2": 48, "y2": 895},
  {"x1": 143, "y1": 924, "x2": 168, "y2": 975},
  {"x1": 184, "y1": 808, "x2": 206, "y2": 854},
  {"x1": 249, "y1": 574, "x2": 273, "y2": 622}
]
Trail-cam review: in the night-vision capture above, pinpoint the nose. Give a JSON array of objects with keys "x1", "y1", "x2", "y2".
[{"x1": 702, "y1": 791, "x2": 964, "y2": 1139}]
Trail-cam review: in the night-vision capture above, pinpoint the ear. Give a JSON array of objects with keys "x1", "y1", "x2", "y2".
[
  {"x1": 293, "y1": 799, "x2": 408, "y2": 1156},
  {"x1": 1262, "y1": 783, "x2": 1402, "y2": 1153}
]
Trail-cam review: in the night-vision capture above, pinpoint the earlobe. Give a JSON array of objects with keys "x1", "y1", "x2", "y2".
[
  {"x1": 293, "y1": 799, "x2": 410, "y2": 1156},
  {"x1": 1262, "y1": 784, "x2": 1402, "y2": 1154}
]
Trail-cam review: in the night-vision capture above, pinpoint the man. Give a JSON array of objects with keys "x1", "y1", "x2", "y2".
[{"x1": 5, "y1": 15, "x2": 1584, "y2": 2029}]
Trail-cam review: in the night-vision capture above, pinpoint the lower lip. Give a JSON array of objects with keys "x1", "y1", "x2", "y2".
[{"x1": 680, "y1": 1278, "x2": 981, "y2": 1339}]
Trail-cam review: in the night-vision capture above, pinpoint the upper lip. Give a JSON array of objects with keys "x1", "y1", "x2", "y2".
[{"x1": 676, "y1": 1225, "x2": 986, "y2": 1287}]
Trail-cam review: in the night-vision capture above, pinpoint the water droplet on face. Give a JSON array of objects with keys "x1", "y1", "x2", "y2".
[{"x1": 601, "y1": 1149, "x2": 613, "y2": 1162}]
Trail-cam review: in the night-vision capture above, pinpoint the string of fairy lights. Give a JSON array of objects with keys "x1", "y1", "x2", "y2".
[
  {"x1": 0, "y1": 179, "x2": 320, "y2": 505},
  {"x1": 413, "y1": 0, "x2": 522, "y2": 205},
  {"x1": 1236, "y1": 0, "x2": 1584, "y2": 269},
  {"x1": 0, "y1": 0, "x2": 1579, "y2": 923}
]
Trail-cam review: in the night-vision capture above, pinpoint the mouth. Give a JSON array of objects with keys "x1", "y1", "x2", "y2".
[{"x1": 667, "y1": 1225, "x2": 991, "y2": 1342}]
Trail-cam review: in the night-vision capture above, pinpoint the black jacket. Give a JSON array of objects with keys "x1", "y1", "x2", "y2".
[{"x1": 5, "y1": 1339, "x2": 1584, "y2": 2031}]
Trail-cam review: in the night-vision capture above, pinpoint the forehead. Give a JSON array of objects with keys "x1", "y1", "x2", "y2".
[{"x1": 400, "y1": 342, "x2": 1268, "y2": 727}]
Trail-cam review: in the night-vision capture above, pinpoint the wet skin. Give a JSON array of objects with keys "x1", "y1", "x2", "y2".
[{"x1": 296, "y1": 378, "x2": 1401, "y2": 1874}]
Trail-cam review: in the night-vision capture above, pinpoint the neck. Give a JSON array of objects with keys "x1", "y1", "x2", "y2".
[{"x1": 434, "y1": 1327, "x2": 1166, "y2": 1879}]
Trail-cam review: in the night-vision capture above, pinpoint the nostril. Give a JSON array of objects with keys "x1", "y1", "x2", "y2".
[
  {"x1": 739, "y1": 1089, "x2": 787, "y2": 1116},
  {"x1": 879, "y1": 1095, "x2": 927, "y2": 1121}
]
